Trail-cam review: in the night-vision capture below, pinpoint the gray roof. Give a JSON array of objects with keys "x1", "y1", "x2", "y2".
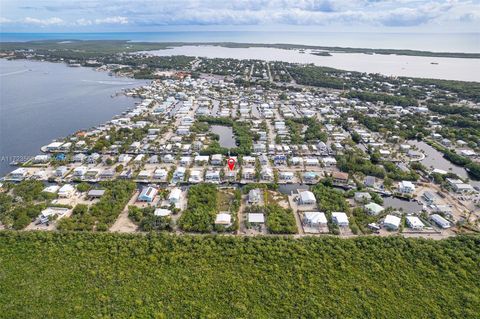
[{"x1": 87, "y1": 189, "x2": 105, "y2": 197}]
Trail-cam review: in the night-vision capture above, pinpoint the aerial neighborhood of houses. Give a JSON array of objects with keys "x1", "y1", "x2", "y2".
[{"x1": 1, "y1": 52, "x2": 479, "y2": 237}]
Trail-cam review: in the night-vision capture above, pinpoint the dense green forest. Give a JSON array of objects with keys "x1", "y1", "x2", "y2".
[
  {"x1": 286, "y1": 65, "x2": 346, "y2": 89},
  {"x1": 128, "y1": 206, "x2": 173, "y2": 232},
  {"x1": 264, "y1": 204, "x2": 297, "y2": 234},
  {"x1": 178, "y1": 184, "x2": 218, "y2": 232},
  {"x1": 0, "y1": 232, "x2": 478, "y2": 318},
  {"x1": 346, "y1": 91, "x2": 418, "y2": 107}
]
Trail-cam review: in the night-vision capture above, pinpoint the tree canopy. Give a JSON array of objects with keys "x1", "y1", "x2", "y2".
[{"x1": 0, "y1": 232, "x2": 478, "y2": 318}]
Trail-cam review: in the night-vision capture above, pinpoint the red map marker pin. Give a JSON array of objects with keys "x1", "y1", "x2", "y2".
[{"x1": 227, "y1": 158, "x2": 236, "y2": 171}]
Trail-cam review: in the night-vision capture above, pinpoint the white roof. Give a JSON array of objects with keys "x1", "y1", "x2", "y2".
[
  {"x1": 154, "y1": 168, "x2": 167, "y2": 175},
  {"x1": 243, "y1": 167, "x2": 255, "y2": 173},
  {"x1": 87, "y1": 189, "x2": 105, "y2": 197},
  {"x1": 299, "y1": 191, "x2": 316, "y2": 203},
  {"x1": 43, "y1": 185, "x2": 60, "y2": 193},
  {"x1": 365, "y1": 202, "x2": 384, "y2": 214},
  {"x1": 322, "y1": 157, "x2": 337, "y2": 163},
  {"x1": 34, "y1": 154, "x2": 49, "y2": 160},
  {"x1": 175, "y1": 166, "x2": 186, "y2": 173},
  {"x1": 41, "y1": 207, "x2": 69, "y2": 217},
  {"x1": 384, "y1": 215, "x2": 401, "y2": 227},
  {"x1": 190, "y1": 170, "x2": 202, "y2": 176},
  {"x1": 332, "y1": 212, "x2": 349, "y2": 224},
  {"x1": 304, "y1": 212, "x2": 327, "y2": 224},
  {"x1": 59, "y1": 184, "x2": 74, "y2": 192},
  {"x1": 431, "y1": 214, "x2": 450, "y2": 228},
  {"x1": 195, "y1": 155, "x2": 209, "y2": 161},
  {"x1": 454, "y1": 183, "x2": 474, "y2": 191},
  {"x1": 138, "y1": 170, "x2": 150, "y2": 176},
  {"x1": 248, "y1": 213, "x2": 265, "y2": 223},
  {"x1": 280, "y1": 171, "x2": 294, "y2": 176},
  {"x1": 154, "y1": 209, "x2": 172, "y2": 217},
  {"x1": 406, "y1": 216, "x2": 424, "y2": 227},
  {"x1": 206, "y1": 170, "x2": 220, "y2": 176},
  {"x1": 400, "y1": 180, "x2": 415, "y2": 188},
  {"x1": 47, "y1": 141, "x2": 63, "y2": 148},
  {"x1": 169, "y1": 188, "x2": 182, "y2": 200},
  {"x1": 432, "y1": 168, "x2": 448, "y2": 175},
  {"x1": 215, "y1": 213, "x2": 232, "y2": 225}
]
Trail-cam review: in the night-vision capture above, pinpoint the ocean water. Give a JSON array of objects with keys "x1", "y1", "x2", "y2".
[
  {"x1": 1, "y1": 32, "x2": 479, "y2": 53},
  {"x1": 0, "y1": 59, "x2": 147, "y2": 176}
]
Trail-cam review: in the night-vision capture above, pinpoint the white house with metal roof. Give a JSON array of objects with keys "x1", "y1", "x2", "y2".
[
  {"x1": 298, "y1": 191, "x2": 316, "y2": 205},
  {"x1": 332, "y1": 212, "x2": 349, "y2": 227},
  {"x1": 303, "y1": 212, "x2": 327, "y2": 227}
]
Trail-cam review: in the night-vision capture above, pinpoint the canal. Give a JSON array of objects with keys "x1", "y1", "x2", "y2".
[
  {"x1": 383, "y1": 197, "x2": 424, "y2": 214},
  {"x1": 408, "y1": 140, "x2": 479, "y2": 188}
]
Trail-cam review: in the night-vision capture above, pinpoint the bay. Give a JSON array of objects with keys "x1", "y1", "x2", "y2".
[
  {"x1": 0, "y1": 59, "x2": 147, "y2": 176},
  {"x1": 144, "y1": 45, "x2": 480, "y2": 82}
]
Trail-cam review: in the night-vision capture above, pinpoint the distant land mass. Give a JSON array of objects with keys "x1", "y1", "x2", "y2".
[{"x1": 1, "y1": 40, "x2": 479, "y2": 59}]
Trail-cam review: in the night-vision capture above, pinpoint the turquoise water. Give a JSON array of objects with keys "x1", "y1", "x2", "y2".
[{"x1": 1, "y1": 32, "x2": 479, "y2": 53}]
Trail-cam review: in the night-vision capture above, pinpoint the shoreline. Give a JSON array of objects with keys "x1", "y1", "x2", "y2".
[
  {"x1": 2, "y1": 39, "x2": 480, "y2": 58},
  {"x1": 0, "y1": 58, "x2": 148, "y2": 177}
]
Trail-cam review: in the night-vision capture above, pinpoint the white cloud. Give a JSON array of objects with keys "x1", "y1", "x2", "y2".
[
  {"x1": 0, "y1": 17, "x2": 13, "y2": 24},
  {"x1": 75, "y1": 18, "x2": 92, "y2": 26},
  {"x1": 94, "y1": 16, "x2": 129, "y2": 25},
  {"x1": 23, "y1": 17, "x2": 64, "y2": 26},
  {"x1": 74, "y1": 16, "x2": 129, "y2": 26},
  {"x1": 1, "y1": 0, "x2": 479, "y2": 30}
]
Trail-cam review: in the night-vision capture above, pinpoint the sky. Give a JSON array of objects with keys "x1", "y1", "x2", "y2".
[{"x1": 0, "y1": 0, "x2": 479, "y2": 33}]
